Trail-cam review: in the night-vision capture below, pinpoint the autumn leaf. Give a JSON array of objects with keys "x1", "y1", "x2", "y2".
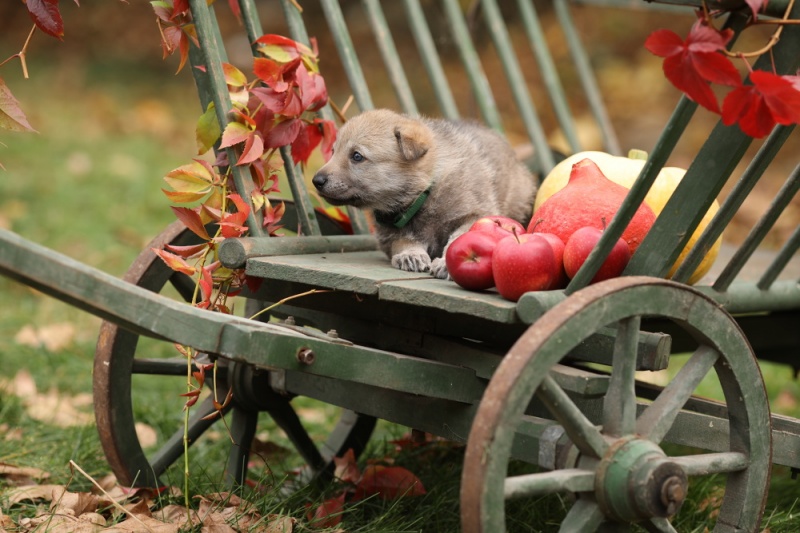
[
  {"x1": 196, "y1": 102, "x2": 221, "y2": 154},
  {"x1": 264, "y1": 118, "x2": 302, "y2": 149},
  {"x1": 645, "y1": 22, "x2": 740, "y2": 113},
  {"x1": 255, "y1": 34, "x2": 314, "y2": 62},
  {"x1": 744, "y1": 0, "x2": 768, "y2": 19},
  {"x1": 333, "y1": 449, "x2": 360, "y2": 484},
  {"x1": 152, "y1": 248, "x2": 197, "y2": 276},
  {"x1": 296, "y1": 64, "x2": 329, "y2": 112},
  {"x1": 317, "y1": 118, "x2": 336, "y2": 161},
  {"x1": 220, "y1": 121, "x2": 252, "y2": 149},
  {"x1": 0, "y1": 79, "x2": 37, "y2": 133},
  {"x1": 253, "y1": 57, "x2": 302, "y2": 93},
  {"x1": 251, "y1": 86, "x2": 287, "y2": 114},
  {"x1": 353, "y1": 465, "x2": 426, "y2": 501},
  {"x1": 722, "y1": 70, "x2": 800, "y2": 138},
  {"x1": 290, "y1": 122, "x2": 323, "y2": 165},
  {"x1": 306, "y1": 493, "x2": 345, "y2": 529},
  {"x1": 237, "y1": 131, "x2": 265, "y2": 165},
  {"x1": 26, "y1": 0, "x2": 64, "y2": 39},
  {"x1": 222, "y1": 62, "x2": 248, "y2": 87},
  {"x1": 171, "y1": 206, "x2": 211, "y2": 240}
]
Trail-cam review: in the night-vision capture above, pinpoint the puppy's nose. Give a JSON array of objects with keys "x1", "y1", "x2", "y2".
[{"x1": 312, "y1": 173, "x2": 329, "y2": 190}]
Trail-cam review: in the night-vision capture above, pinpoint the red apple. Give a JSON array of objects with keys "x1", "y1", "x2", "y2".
[
  {"x1": 470, "y1": 216, "x2": 526, "y2": 241},
  {"x1": 563, "y1": 226, "x2": 631, "y2": 283},
  {"x1": 532, "y1": 232, "x2": 568, "y2": 289},
  {"x1": 492, "y1": 233, "x2": 558, "y2": 302},
  {"x1": 445, "y1": 231, "x2": 499, "y2": 290}
]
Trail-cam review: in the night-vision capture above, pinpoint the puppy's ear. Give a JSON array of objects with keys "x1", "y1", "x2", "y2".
[{"x1": 394, "y1": 121, "x2": 432, "y2": 161}]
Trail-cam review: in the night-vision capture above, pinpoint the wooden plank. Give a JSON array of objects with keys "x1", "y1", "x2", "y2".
[
  {"x1": 246, "y1": 251, "x2": 426, "y2": 295},
  {"x1": 378, "y1": 278, "x2": 518, "y2": 323}
]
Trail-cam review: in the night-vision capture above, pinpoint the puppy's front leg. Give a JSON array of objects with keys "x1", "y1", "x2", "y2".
[
  {"x1": 430, "y1": 222, "x2": 475, "y2": 280},
  {"x1": 391, "y1": 238, "x2": 432, "y2": 273}
]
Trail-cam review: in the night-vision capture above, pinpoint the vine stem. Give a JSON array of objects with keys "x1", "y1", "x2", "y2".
[
  {"x1": 0, "y1": 25, "x2": 36, "y2": 77},
  {"x1": 248, "y1": 288, "x2": 331, "y2": 321},
  {"x1": 720, "y1": 0, "x2": 796, "y2": 59}
]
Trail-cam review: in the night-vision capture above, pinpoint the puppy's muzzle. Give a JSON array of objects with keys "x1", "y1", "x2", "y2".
[{"x1": 312, "y1": 172, "x2": 329, "y2": 190}]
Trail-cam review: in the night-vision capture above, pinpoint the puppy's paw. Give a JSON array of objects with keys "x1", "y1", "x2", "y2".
[
  {"x1": 430, "y1": 257, "x2": 450, "y2": 280},
  {"x1": 392, "y1": 249, "x2": 431, "y2": 273}
]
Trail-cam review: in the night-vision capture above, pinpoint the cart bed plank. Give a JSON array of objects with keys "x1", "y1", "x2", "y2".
[{"x1": 246, "y1": 251, "x2": 519, "y2": 322}]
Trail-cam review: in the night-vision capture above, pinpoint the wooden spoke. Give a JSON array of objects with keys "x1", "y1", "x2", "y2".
[
  {"x1": 150, "y1": 394, "x2": 228, "y2": 477},
  {"x1": 671, "y1": 452, "x2": 749, "y2": 476},
  {"x1": 558, "y1": 498, "x2": 607, "y2": 532},
  {"x1": 225, "y1": 408, "x2": 259, "y2": 486},
  {"x1": 504, "y1": 469, "x2": 594, "y2": 500},
  {"x1": 636, "y1": 346, "x2": 720, "y2": 443},
  {"x1": 603, "y1": 316, "x2": 641, "y2": 437},
  {"x1": 537, "y1": 374, "x2": 609, "y2": 458}
]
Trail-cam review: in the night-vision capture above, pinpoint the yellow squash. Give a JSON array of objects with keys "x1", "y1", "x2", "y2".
[{"x1": 534, "y1": 150, "x2": 721, "y2": 285}]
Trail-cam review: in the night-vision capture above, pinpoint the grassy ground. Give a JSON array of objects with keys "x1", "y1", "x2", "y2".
[{"x1": 2, "y1": 54, "x2": 800, "y2": 532}]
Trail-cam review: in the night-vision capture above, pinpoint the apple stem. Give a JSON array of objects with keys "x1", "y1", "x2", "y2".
[
  {"x1": 512, "y1": 226, "x2": 522, "y2": 244},
  {"x1": 529, "y1": 218, "x2": 544, "y2": 233}
]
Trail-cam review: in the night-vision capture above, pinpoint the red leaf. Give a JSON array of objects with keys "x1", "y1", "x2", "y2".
[
  {"x1": 744, "y1": 0, "x2": 767, "y2": 19},
  {"x1": 171, "y1": 206, "x2": 211, "y2": 241},
  {"x1": 353, "y1": 465, "x2": 426, "y2": 501},
  {"x1": 152, "y1": 248, "x2": 197, "y2": 276},
  {"x1": 645, "y1": 22, "x2": 740, "y2": 113},
  {"x1": 26, "y1": 0, "x2": 63, "y2": 39},
  {"x1": 264, "y1": 201, "x2": 285, "y2": 236},
  {"x1": 296, "y1": 64, "x2": 329, "y2": 111},
  {"x1": 264, "y1": 118, "x2": 302, "y2": 149},
  {"x1": 227, "y1": 0, "x2": 242, "y2": 21},
  {"x1": 172, "y1": 0, "x2": 189, "y2": 18},
  {"x1": 253, "y1": 57, "x2": 301, "y2": 93},
  {"x1": 228, "y1": 193, "x2": 252, "y2": 218},
  {"x1": 317, "y1": 119, "x2": 336, "y2": 162},
  {"x1": 333, "y1": 449, "x2": 360, "y2": 484},
  {"x1": 279, "y1": 89, "x2": 305, "y2": 118},
  {"x1": 164, "y1": 242, "x2": 207, "y2": 258},
  {"x1": 306, "y1": 494, "x2": 345, "y2": 529},
  {"x1": 290, "y1": 122, "x2": 323, "y2": 165},
  {"x1": 722, "y1": 70, "x2": 800, "y2": 138},
  {"x1": 251, "y1": 87, "x2": 287, "y2": 114},
  {"x1": 237, "y1": 132, "x2": 265, "y2": 165},
  {"x1": 199, "y1": 266, "x2": 214, "y2": 303},
  {"x1": 220, "y1": 122, "x2": 252, "y2": 149}
]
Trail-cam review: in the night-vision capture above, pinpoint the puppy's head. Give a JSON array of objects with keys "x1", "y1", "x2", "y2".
[{"x1": 312, "y1": 109, "x2": 435, "y2": 213}]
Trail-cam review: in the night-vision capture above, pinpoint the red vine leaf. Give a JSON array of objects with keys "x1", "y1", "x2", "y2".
[
  {"x1": 0, "y1": 79, "x2": 37, "y2": 133},
  {"x1": 722, "y1": 70, "x2": 800, "y2": 138},
  {"x1": 164, "y1": 242, "x2": 207, "y2": 258},
  {"x1": 333, "y1": 449, "x2": 360, "y2": 484},
  {"x1": 251, "y1": 87, "x2": 287, "y2": 114},
  {"x1": 317, "y1": 119, "x2": 336, "y2": 162},
  {"x1": 171, "y1": 206, "x2": 211, "y2": 240},
  {"x1": 26, "y1": 0, "x2": 64, "y2": 40},
  {"x1": 237, "y1": 132, "x2": 265, "y2": 166},
  {"x1": 744, "y1": 0, "x2": 768, "y2": 19},
  {"x1": 645, "y1": 22, "x2": 740, "y2": 113},
  {"x1": 290, "y1": 122, "x2": 323, "y2": 165},
  {"x1": 253, "y1": 57, "x2": 301, "y2": 93},
  {"x1": 353, "y1": 465, "x2": 426, "y2": 501},
  {"x1": 264, "y1": 118, "x2": 302, "y2": 149},
  {"x1": 220, "y1": 121, "x2": 252, "y2": 149},
  {"x1": 306, "y1": 494, "x2": 345, "y2": 529},
  {"x1": 152, "y1": 249, "x2": 197, "y2": 276}
]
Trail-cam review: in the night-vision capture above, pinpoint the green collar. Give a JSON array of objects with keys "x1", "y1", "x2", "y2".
[{"x1": 374, "y1": 179, "x2": 436, "y2": 229}]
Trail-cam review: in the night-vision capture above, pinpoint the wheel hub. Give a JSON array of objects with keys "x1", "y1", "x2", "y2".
[{"x1": 594, "y1": 437, "x2": 688, "y2": 522}]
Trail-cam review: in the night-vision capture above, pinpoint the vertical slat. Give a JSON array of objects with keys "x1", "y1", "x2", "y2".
[
  {"x1": 320, "y1": 0, "x2": 375, "y2": 112},
  {"x1": 189, "y1": 0, "x2": 264, "y2": 236},
  {"x1": 516, "y1": 0, "x2": 581, "y2": 153},
  {"x1": 237, "y1": 0, "x2": 321, "y2": 236},
  {"x1": 480, "y1": 0, "x2": 555, "y2": 172},
  {"x1": 758, "y1": 225, "x2": 800, "y2": 289},
  {"x1": 441, "y1": 0, "x2": 504, "y2": 131},
  {"x1": 624, "y1": 11, "x2": 786, "y2": 281},
  {"x1": 362, "y1": 0, "x2": 420, "y2": 115},
  {"x1": 565, "y1": 97, "x2": 696, "y2": 292},
  {"x1": 279, "y1": 0, "x2": 371, "y2": 235},
  {"x1": 713, "y1": 165, "x2": 800, "y2": 292},
  {"x1": 401, "y1": 0, "x2": 460, "y2": 119},
  {"x1": 670, "y1": 125, "x2": 794, "y2": 284},
  {"x1": 554, "y1": 0, "x2": 621, "y2": 155}
]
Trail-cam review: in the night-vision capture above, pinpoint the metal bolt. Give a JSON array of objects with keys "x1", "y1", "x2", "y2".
[
  {"x1": 284, "y1": 316, "x2": 296, "y2": 326},
  {"x1": 296, "y1": 347, "x2": 315, "y2": 365},
  {"x1": 327, "y1": 329, "x2": 339, "y2": 338},
  {"x1": 660, "y1": 476, "x2": 686, "y2": 516}
]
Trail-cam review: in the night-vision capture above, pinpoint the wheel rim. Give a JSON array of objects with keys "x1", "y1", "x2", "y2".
[
  {"x1": 94, "y1": 215, "x2": 375, "y2": 488},
  {"x1": 462, "y1": 276, "x2": 771, "y2": 532}
]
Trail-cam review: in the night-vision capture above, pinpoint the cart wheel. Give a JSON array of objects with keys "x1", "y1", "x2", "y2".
[
  {"x1": 94, "y1": 214, "x2": 375, "y2": 489},
  {"x1": 462, "y1": 277, "x2": 771, "y2": 532}
]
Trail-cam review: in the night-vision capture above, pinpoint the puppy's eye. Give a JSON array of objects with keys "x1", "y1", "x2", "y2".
[{"x1": 351, "y1": 151, "x2": 364, "y2": 163}]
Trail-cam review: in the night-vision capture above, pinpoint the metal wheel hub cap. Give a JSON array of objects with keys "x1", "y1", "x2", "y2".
[{"x1": 595, "y1": 437, "x2": 687, "y2": 522}]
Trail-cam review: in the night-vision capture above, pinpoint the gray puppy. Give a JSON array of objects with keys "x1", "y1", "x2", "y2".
[{"x1": 312, "y1": 109, "x2": 538, "y2": 279}]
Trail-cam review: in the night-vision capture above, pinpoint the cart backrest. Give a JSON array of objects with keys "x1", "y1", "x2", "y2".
[{"x1": 187, "y1": 0, "x2": 799, "y2": 298}]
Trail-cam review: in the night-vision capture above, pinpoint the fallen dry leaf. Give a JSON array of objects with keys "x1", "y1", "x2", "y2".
[
  {"x1": 6, "y1": 484, "x2": 65, "y2": 504},
  {"x1": 50, "y1": 486, "x2": 100, "y2": 516},
  {"x1": 264, "y1": 514, "x2": 297, "y2": 533},
  {"x1": 135, "y1": 422, "x2": 158, "y2": 449},
  {"x1": 105, "y1": 515, "x2": 182, "y2": 532},
  {"x1": 0, "y1": 462, "x2": 50, "y2": 484},
  {"x1": 14, "y1": 322, "x2": 76, "y2": 352},
  {"x1": 6, "y1": 370, "x2": 94, "y2": 427},
  {"x1": 0, "y1": 423, "x2": 23, "y2": 441}
]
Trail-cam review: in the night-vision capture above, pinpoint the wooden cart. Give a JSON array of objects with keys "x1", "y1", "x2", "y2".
[{"x1": 1, "y1": 0, "x2": 799, "y2": 530}]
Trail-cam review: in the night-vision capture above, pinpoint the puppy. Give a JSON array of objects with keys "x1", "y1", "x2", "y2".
[{"x1": 312, "y1": 109, "x2": 538, "y2": 279}]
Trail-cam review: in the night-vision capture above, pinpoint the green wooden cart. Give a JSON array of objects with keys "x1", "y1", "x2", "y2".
[{"x1": 2, "y1": 0, "x2": 799, "y2": 530}]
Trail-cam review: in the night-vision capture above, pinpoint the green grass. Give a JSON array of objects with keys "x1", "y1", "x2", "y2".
[{"x1": 2, "y1": 60, "x2": 800, "y2": 532}]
